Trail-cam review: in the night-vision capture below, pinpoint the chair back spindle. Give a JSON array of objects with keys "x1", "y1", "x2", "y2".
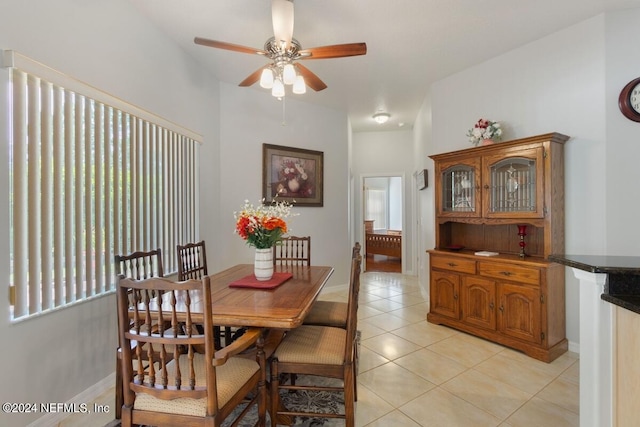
[
  {"x1": 177, "y1": 240, "x2": 208, "y2": 281},
  {"x1": 273, "y1": 236, "x2": 311, "y2": 266}
]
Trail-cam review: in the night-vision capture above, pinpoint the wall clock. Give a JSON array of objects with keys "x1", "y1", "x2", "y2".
[
  {"x1": 619, "y1": 77, "x2": 640, "y2": 122},
  {"x1": 417, "y1": 169, "x2": 428, "y2": 190}
]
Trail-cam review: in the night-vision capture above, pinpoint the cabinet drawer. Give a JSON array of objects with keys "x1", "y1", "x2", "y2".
[
  {"x1": 478, "y1": 262, "x2": 540, "y2": 285},
  {"x1": 431, "y1": 255, "x2": 476, "y2": 274}
]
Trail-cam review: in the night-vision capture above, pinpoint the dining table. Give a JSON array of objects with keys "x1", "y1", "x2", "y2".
[{"x1": 207, "y1": 263, "x2": 334, "y2": 329}]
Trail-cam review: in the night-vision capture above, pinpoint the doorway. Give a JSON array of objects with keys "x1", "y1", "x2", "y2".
[{"x1": 363, "y1": 176, "x2": 402, "y2": 273}]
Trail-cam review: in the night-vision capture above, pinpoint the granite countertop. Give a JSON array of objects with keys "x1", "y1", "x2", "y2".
[{"x1": 549, "y1": 254, "x2": 640, "y2": 315}]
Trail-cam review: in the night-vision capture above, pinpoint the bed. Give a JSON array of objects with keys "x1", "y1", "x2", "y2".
[{"x1": 365, "y1": 230, "x2": 402, "y2": 258}]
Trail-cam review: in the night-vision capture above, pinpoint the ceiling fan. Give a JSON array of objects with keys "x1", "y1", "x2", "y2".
[{"x1": 194, "y1": 0, "x2": 367, "y2": 97}]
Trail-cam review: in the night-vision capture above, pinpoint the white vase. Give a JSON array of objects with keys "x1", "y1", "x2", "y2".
[{"x1": 254, "y1": 248, "x2": 274, "y2": 281}]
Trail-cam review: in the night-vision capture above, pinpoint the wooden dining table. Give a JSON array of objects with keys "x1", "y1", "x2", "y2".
[{"x1": 207, "y1": 263, "x2": 334, "y2": 329}]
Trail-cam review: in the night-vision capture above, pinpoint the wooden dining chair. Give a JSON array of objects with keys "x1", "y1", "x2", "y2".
[
  {"x1": 177, "y1": 240, "x2": 208, "y2": 280},
  {"x1": 273, "y1": 235, "x2": 311, "y2": 266},
  {"x1": 117, "y1": 275, "x2": 267, "y2": 427},
  {"x1": 176, "y1": 240, "x2": 231, "y2": 349},
  {"x1": 113, "y1": 248, "x2": 164, "y2": 420},
  {"x1": 269, "y1": 246, "x2": 362, "y2": 427},
  {"x1": 115, "y1": 248, "x2": 164, "y2": 279},
  {"x1": 303, "y1": 242, "x2": 360, "y2": 329}
]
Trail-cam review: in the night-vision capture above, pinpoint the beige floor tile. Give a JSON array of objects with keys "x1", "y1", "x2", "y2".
[
  {"x1": 500, "y1": 348, "x2": 578, "y2": 377},
  {"x1": 359, "y1": 291, "x2": 384, "y2": 303},
  {"x1": 394, "y1": 348, "x2": 467, "y2": 385},
  {"x1": 362, "y1": 332, "x2": 422, "y2": 360},
  {"x1": 389, "y1": 305, "x2": 429, "y2": 323},
  {"x1": 506, "y1": 396, "x2": 579, "y2": 427},
  {"x1": 358, "y1": 362, "x2": 436, "y2": 407},
  {"x1": 426, "y1": 334, "x2": 501, "y2": 368},
  {"x1": 474, "y1": 352, "x2": 558, "y2": 395},
  {"x1": 536, "y1": 375, "x2": 579, "y2": 414},
  {"x1": 60, "y1": 388, "x2": 115, "y2": 427},
  {"x1": 456, "y1": 331, "x2": 509, "y2": 354},
  {"x1": 354, "y1": 384, "x2": 396, "y2": 427},
  {"x1": 358, "y1": 346, "x2": 390, "y2": 373},
  {"x1": 388, "y1": 291, "x2": 426, "y2": 305},
  {"x1": 362, "y1": 312, "x2": 413, "y2": 332},
  {"x1": 364, "y1": 286, "x2": 404, "y2": 299},
  {"x1": 358, "y1": 319, "x2": 387, "y2": 340},
  {"x1": 561, "y1": 359, "x2": 579, "y2": 384},
  {"x1": 364, "y1": 409, "x2": 422, "y2": 427},
  {"x1": 358, "y1": 304, "x2": 385, "y2": 319},
  {"x1": 392, "y1": 321, "x2": 459, "y2": 347},
  {"x1": 400, "y1": 388, "x2": 501, "y2": 427},
  {"x1": 365, "y1": 297, "x2": 406, "y2": 313},
  {"x1": 442, "y1": 369, "x2": 532, "y2": 419}
]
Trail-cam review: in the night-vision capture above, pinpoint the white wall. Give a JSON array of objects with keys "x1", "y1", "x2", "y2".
[
  {"x1": 604, "y1": 9, "x2": 640, "y2": 255},
  {"x1": 213, "y1": 82, "x2": 351, "y2": 287},
  {"x1": 352, "y1": 130, "x2": 416, "y2": 274}
]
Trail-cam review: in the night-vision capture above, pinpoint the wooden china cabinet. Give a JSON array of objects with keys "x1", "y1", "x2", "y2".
[{"x1": 427, "y1": 133, "x2": 569, "y2": 362}]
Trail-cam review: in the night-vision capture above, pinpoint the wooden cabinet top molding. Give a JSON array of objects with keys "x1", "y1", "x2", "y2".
[{"x1": 429, "y1": 132, "x2": 570, "y2": 162}]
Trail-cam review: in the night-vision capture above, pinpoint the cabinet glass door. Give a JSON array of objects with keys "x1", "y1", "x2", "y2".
[
  {"x1": 483, "y1": 148, "x2": 544, "y2": 218},
  {"x1": 441, "y1": 165, "x2": 477, "y2": 214}
]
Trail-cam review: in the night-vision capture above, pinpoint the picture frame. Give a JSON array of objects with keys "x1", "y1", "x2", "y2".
[
  {"x1": 417, "y1": 169, "x2": 428, "y2": 190},
  {"x1": 263, "y1": 143, "x2": 324, "y2": 207}
]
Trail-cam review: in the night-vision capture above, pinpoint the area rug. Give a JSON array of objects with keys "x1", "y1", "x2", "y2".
[{"x1": 221, "y1": 375, "x2": 345, "y2": 427}]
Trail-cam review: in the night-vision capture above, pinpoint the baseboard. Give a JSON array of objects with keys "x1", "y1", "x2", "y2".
[
  {"x1": 27, "y1": 372, "x2": 115, "y2": 427},
  {"x1": 568, "y1": 339, "x2": 580, "y2": 355}
]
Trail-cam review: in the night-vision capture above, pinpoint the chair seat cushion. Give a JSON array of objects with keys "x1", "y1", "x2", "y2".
[
  {"x1": 274, "y1": 325, "x2": 346, "y2": 365},
  {"x1": 134, "y1": 353, "x2": 259, "y2": 417},
  {"x1": 303, "y1": 301, "x2": 348, "y2": 328}
]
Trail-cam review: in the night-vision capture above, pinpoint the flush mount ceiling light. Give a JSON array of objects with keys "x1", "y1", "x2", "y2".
[{"x1": 373, "y1": 112, "x2": 390, "y2": 124}]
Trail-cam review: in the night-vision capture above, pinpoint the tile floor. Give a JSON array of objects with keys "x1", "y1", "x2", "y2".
[{"x1": 61, "y1": 271, "x2": 579, "y2": 427}]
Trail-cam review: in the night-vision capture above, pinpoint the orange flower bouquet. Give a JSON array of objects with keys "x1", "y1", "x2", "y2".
[{"x1": 234, "y1": 199, "x2": 295, "y2": 249}]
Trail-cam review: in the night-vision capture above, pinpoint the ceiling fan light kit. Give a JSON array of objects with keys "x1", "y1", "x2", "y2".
[
  {"x1": 194, "y1": 0, "x2": 366, "y2": 99},
  {"x1": 373, "y1": 112, "x2": 390, "y2": 124}
]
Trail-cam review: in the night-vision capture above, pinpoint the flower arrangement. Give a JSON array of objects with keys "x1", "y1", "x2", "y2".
[
  {"x1": 467, "y1": 118, "x2": 503, "y2": 146},
  {"x1": 234, "y1": 199, "x2": 296, "y2": 249},
  {"x1": 274, "y1": 159, "x2": 314, "y2": 197}
]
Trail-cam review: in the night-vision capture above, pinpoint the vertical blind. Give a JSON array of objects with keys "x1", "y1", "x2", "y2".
[{"x1": 6, "y1": 51, "x2": 201, "y2": 320}]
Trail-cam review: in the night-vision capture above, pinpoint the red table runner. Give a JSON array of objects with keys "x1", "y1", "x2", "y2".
[{"x1": 229, "y1": 272, "x2": 293, "y2": 289}]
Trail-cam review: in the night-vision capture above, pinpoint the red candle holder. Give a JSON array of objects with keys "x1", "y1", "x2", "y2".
[{"x1": 517, "y1": 225, "x2": 527, "y2": 258}]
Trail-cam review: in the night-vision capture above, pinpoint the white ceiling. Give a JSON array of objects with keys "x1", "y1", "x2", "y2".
[{"x1": 130, "y1": 0, "x2": 640, "y2": 132}]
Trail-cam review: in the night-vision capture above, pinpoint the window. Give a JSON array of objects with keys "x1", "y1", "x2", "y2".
[{"x1": 5, "y1": 51, "x2": 202, "y2": 320}]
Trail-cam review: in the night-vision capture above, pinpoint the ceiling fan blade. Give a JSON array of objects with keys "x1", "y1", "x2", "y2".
[
  {"x1": 272, "y1": 0, "x2": 294, "y2": 50},
  {"x1": 295, "y1": 63, "x2": 327, "y2": 91},
  {"x1": 298, "y1": 43, "x2": 367, "y2": 59},
  {"x1": 194, "y1": 37, "x2": 267, "y2": 56},
  {"x1": 238, "y1": 67, "x2": 265, "y2": 87}
]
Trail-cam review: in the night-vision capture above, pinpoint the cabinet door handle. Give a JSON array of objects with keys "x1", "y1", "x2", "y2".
[
  {"x1": 489, "y1": 302, "x2": 494, "y2": 310},
  {"x1": 483, "y1": 184, "x2": 490, "y2": 189},
  {"x1": 447, "y1": 262, "x2": 457, "y2": 267},
  {"x1": 500, "y1": 271, "x2": 512, "y2": 276},
  {"x1": 454, "y1": 294, "x2": 458, "y2": 300},
  {"x1": 499, "y1": 305, "x2": 504, "y2": 312}
]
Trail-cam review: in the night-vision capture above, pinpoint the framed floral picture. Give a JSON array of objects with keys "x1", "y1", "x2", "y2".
[{"x1": 263, "y1": 143, "x2": 324, "y2": 207}]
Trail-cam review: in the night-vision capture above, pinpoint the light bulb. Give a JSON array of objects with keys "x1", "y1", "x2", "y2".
[
  {"x1": 260, "y1": 68, "x2": 274, "y2": 89},
  {"x1": 272, "y1": 78, "x2": 285, "y2": 98},
  {"x1": 293, "y1": 75, "x2": 306, "y2": 94},
  {"x1": 283, "y1": 64, "x2": 296, "y2": 85}
]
